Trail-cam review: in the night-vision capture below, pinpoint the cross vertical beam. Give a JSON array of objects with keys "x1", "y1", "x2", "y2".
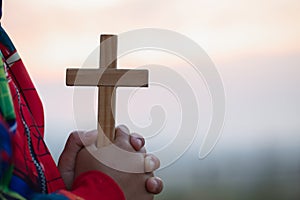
[{"x1": 98, "y1": 35, "x2": 117, "y2": 146}]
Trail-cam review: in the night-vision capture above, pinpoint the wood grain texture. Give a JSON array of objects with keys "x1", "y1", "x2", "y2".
[
  {"x1": 66, "y1": 68, "x2": 148, "y2": 87},
  {"x1": 97, "y1": 35, "x2": 117, "y2": 146}
]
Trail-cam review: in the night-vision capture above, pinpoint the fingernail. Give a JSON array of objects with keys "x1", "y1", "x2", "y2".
[
  {"x1": 150, "y1": 178, "x2": 158, "y2": 188},
  {"x1": 145, "y1": 155, "x2": 156, "y2": 173},
  {"x1": 131, "y1": 133, "x2": 145, "y2": 147},
  {"x1": 148, "y1": 177, "x2": 163, "y2": 194},
  {"x1": 135, "y1": 138, "x2": 143, "y2": 148},
  {"x1": 132, "y1": 136, "x2": 143, "y2": 148}
]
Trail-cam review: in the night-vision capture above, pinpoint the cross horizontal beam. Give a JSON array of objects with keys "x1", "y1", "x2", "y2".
[{"x1": 66, "y1": 68, "x2": 148, "y2": 87}]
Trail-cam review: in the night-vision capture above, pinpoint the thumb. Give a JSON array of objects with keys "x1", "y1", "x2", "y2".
[{"x1": 58, "y1": 130, "x2": 97, "y2": 189}]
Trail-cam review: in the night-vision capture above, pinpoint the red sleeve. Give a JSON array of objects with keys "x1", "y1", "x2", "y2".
[{"x1": 67, "y1": 171, "x2": 125, "y2": 200}]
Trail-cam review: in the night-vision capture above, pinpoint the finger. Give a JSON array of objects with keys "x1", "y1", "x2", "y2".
[
  {"x1": 146, "y1": 177, "x2": 163, "y2": 194},
  {"x1": 59, "y1": 131, "x2": 85, "y2": 169},
  {"x1": 115, "y1": 125, "x2": 130, "y2": 142},
  {"x1": 81, "y1": 130, "x2": 98, "y2": 146},
  {"x1": 130, "y1": 133, "x2": 146, "y2": 152},
  {"x1": 91, "y1": 143, "x2": 145, "y2": 173},
  {"x1": 115, "y1": 125, "x2": 138, "y2": 152},
  {"x1": 58, "y1": 130, "x2": 97, "y2": 189},
  {"x1": 115, "y1": 125, "x2": 146, "y2": 153},
  {"x1": 91, "y1": 146, "x2": 160, "y2": 173},
  {"x1": 144, "y1": 154, "x2": 160, "y2": 173},
  {"x1": 62, "y1": 130, "x2": 98, "y2": 153},
  {"x1": 58, "y1": 131, "x2": 84, "y2": 189}
]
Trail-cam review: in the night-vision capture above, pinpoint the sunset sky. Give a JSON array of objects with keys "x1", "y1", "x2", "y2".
[
  {"x1": 2, "y1": 0, "x2": 300, "y2": 179},
  {"x1": 3, "y1": 0, "x2": 299, "y2": 80},
  {"x1": 2, "y1": 0, "x2": 300, "y2": 199}
]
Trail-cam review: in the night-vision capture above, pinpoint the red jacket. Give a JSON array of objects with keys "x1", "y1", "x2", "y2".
[{"x1": 0, "y1": 24, "x2": 125, "y2": 200}]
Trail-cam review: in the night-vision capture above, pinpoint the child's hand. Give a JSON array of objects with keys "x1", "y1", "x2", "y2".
[
  {"x1": 58, "y1": 129, "x2": 98, "y2": 189},
  {"x1": 58, "y1": 126, "x2": 163, "y2": 199}
]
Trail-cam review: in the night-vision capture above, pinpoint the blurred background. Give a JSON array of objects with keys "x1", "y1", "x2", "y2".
[{"x1": 2, "y1": 0, "x2": 300, "y2": 199}]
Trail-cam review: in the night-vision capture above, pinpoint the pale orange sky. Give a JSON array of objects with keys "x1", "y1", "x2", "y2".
[
  {"x1": 1, "y1": 0, "x2": 299, "y2": 163},
  {"x1": 2, "y1": 2, "x2": 299, "y2": 198},
  {"x1": 2, "y1": 0, "x2": 300, "y2": 82}
]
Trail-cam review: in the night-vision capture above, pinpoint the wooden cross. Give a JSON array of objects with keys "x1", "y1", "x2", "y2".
[{"x1": 66, "y1": 35, "x2": 148, "y2": 146}]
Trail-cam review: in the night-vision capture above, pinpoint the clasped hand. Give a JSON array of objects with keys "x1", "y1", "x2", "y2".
[{"x1": 58, "y1": 125, "x2": 163, "y2": 200}]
